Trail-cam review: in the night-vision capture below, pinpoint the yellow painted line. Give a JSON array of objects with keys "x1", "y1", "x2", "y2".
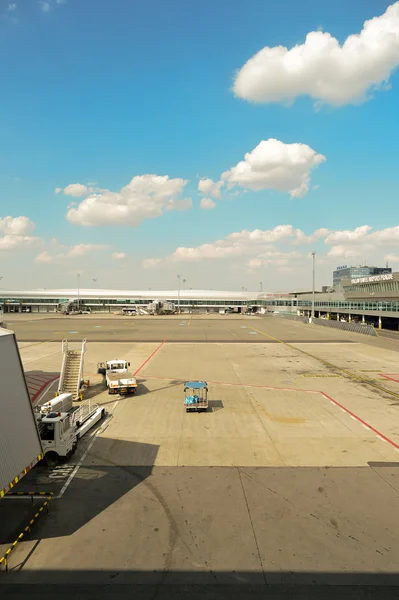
[
  {"x1": 249, "y1": 324, "x2": 399, "y2": 401},
  {"x1": 187, "y1": 314, "x2": 193, "y2": 327}
]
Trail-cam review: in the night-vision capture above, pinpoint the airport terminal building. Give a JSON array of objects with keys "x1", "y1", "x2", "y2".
[
  {"x1": 0, "y1": 289, "x2": 258, "y2": 314},
  {"x1": 2, "y1": 271, "x2": 399, "y2": 327}
]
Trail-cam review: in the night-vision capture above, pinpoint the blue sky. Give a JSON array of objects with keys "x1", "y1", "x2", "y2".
[{"x1": 1, "y1": 0, "x2": 399, "y2": 291}]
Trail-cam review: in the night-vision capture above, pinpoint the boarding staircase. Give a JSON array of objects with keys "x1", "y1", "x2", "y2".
[{"x1": 57, "y1": 339, "x2": 86, "y2": 401}]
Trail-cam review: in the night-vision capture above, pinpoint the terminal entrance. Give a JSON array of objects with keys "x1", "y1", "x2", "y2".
[{"x1": 1, "y1": 303, "x2": 32, "y2": 313}]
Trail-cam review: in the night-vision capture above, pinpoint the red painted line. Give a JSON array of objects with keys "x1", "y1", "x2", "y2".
[
  {"x1": 380, "y1": 374, "x2": 399, "y2": 384},
  {"x1": 318, "y1": 391, "x2": 399, "y2": 451},
  {"x1": 144, "y1": 374, "x2": 317, "y2": 394},
  {"x1": 30, "y1": 375, "x2": 59, "y2": 405},
  {"x1": 144, "y1": 375, "x2": 399, "y2": 451},
  {"x1": 133, "y1": 340, "x2": 166, "y2": 376}
]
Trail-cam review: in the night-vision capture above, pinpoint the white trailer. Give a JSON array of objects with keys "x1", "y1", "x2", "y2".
[
  {"x1": 0, "y1": 327, "x2": 44, "y2": 498},
  {"x1": 97, "y1": 359, "x2": 137, "y2": 395}
]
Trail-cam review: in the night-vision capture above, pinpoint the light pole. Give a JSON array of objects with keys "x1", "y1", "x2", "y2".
[
  {"x1": 259, "y1": 282, "x2": 263, "y2": 293},
  {"x1": 311, "y1": 251, "x2": 316, "y2": 322},
  {"x1": 177, "y1": 274, "x2": 181, "y2": 313},
  {"x1": 183, "y1": 278, "x2": 186, "y2": 291},
  {"x1": 93, "y1": 278, "x2": 97, "y2": 288},
  {"x1": 77, "y1": 273, "x2": 80, "y2": 312}
]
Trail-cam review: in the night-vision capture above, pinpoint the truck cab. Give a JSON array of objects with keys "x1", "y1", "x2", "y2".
[
  {"x1": 39, "y1": 412, "x2": 77, "y2": 466},
  {"x1": 97, "y1": 359, "x2": 137, "y2": 395},
  {"x1": 98, "y1": 359, "x2": 130, "y2": 373}
]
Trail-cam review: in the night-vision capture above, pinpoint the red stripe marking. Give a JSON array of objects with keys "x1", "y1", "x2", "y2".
[
  {"x1": 144, "y1": 375, "x2": 399, "y2": 452},
  {"x1": 319, "y1": 391, "x2": 399, "y2": 451},
  {"x1": 380, "y1": 374, "x2": 399, "y2": 384},
  {"x1": 133, "y1": 341, "x2": 166, "y2": 376},
  {"x1": 30, "y1": 375, "x2": 59, "y2": 404}
]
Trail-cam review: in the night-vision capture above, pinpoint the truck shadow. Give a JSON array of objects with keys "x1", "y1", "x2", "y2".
[{"x1": 32, "y1": 438, "x2": 159, "y2": 540}]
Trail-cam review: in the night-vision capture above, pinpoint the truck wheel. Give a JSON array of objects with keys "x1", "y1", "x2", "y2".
[{"x1": 45, "y1": 451, "x2": 60, "y2": 468}]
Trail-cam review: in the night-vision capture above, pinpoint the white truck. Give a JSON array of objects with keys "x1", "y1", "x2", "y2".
[
  {"x1": 35, "y1": 393, "x2": 106, "y2": 467},
  {"x1": 97, "y1": 359, "x2": 138, "y2": 395}
]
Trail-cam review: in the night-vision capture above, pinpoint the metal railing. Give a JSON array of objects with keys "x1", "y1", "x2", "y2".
[{"x1": 312, "y1": 318, "x2": 377, "y2": 336}]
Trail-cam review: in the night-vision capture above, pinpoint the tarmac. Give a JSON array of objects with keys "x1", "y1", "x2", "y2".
[{"x1": 2, "y1": 313, "x2": 399, "y2": 598}]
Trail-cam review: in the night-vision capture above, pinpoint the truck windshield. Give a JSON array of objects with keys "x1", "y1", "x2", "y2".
[
  {"x1": 39, "y1": 422, "x2": 55, "y2": 441},
  {"x1": 109, "y1": 363, "x2": 125, "y2": 370}
]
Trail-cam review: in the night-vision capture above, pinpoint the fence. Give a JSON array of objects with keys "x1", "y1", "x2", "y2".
[
  {"x1": 270, "y1": 312, "x2": 377, "y2": 336},
  {"x1": 271, "y1": 312, "x2": 309, "y2": 324},
  {"x1": 312, "y1": 317, "x2": 377, "y2": 336}
]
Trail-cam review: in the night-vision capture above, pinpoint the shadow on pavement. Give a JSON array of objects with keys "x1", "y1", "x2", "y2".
[{"x1": 2, "y1": 574, "x2": 399, "y2": 599}]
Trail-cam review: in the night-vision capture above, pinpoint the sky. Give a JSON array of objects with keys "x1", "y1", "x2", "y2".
[{"x1": 1, "y1": 0, "x2": 399, "y2": 293}]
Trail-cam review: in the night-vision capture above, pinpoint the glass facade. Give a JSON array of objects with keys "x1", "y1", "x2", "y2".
[{"x1": 333, "y1": 266, "x2": 391, "y2": 287}]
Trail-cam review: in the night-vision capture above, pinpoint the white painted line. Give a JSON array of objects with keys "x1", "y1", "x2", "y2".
[
  {"x1": 35, "y1": 378, "x2": 59, "y2": 406},
  {"x1": 377, "y1": 435, "x2": 388, "y2": 443},
  {"x1": 362, "y1": 424, "x2": 370, "y2": 430},
  {"x1": 350, "y1": 415, "x2": 357, "y2": 421},
  {"x1": 57, "y1": 412, "x2": 112, "y2": 499}
]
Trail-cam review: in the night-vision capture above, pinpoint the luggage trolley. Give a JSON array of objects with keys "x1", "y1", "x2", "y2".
[{"x1": 184, "y1": 381, "x2": 208, "y2": 413}]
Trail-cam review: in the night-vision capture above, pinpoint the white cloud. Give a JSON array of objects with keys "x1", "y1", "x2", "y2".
[
  {"x1": 221, "y1": 139, "x2": 325, "y2": 197},
  {"x1": 293, "y1": 227, "x2": 329, "y2": 245},
  {"x1": 0, "y1": 216, "x2": 41, "y2": 251},
  {"x1": 200, "y1": 197, "x2": 216, "y2": 210},
  {"x1": 0, "y1": 216, "x2": 35, "y2": 235},
  {"x1": 325, "y1": 225, "x2": 399, "y2": 258},
  {"x1": 66, "y1": 174, "x2": 192, "y2": 227},
  {"x1": 0, "y1": 235, "x2": 42, "y2": 251},
  {"x1": 63, "y1": 183, "x2": 89, "y2": 197},
  {"x1": 385, "y1": 254, "x2": 399, "y2": 263},
  {"x1": 7, "y1": 3, "x2": 17, "y2": 11},
  {"x1": 143, "y1": 224, "x2": 325, "y2": 268},
  {"x1": 54, "y1": 187, "x2": 62, "y2": 194},
  {"x1": 325, "y1": 225, "x2": 372, "y2": 245},
  {"x1": 233, "y1": 2, "x2": 399, "y2": 107},
  {"x1": 198, "y1": 178, "x2": 222, "y2": 199},
  {"x1": 112, "y1": 252, "x2": 127, "y2": 260},
  {"x1": 35, "y1": 242, "x2": 109, "y2": 263},
  {"x1": 247, "y1": 251, "x2": 301, "y2": 269}
]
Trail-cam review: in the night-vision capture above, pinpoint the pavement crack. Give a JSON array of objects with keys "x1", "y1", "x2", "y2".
[{"x1": 237, "y1": 466, "x2": 267, "y2": 584}]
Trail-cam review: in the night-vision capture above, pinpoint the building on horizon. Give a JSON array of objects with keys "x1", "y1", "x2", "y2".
[{"x1": 333, "y1": 265, "x2": 392, "y2": 288}]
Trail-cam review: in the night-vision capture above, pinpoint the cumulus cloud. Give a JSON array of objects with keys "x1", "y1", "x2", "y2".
[
  {"x1": 325, "y1": 224, "x2": 399, "y2": 258},
  {"x1": 0, "y1": 216, "x2": 41, "y2": 251},
  {"x1": 293, "y1": 227, "x2": 329, "y2": 245},
  {"x1": 233, "y1": 2, "x2": 399, "y2": 107},
  {"x1": 0, "y1": 235, "x2": 42, "y2": 251},
  {"x1": 35, "y1": 242, "x2": 109, "y2": 264},
  {"x1": 200, "y1": 197, "x2": 216, "y2": 210},
  {"x1": 112, "y1": 252, "x2": 127, "y2": 260},
  {"x1": 62, "y1": 183, "x2": 89, "y2": 197},
  {"x1": 143, "y1": 224, "x2": 327, "y2": 268},
  {"x1": 247, "y1": 251, "x2": 301, "y2": 270},
  {"x1": 0, "y1": 216, "x2": 35, "y2": 235},
  {"x1": 198, "y1": 178, "x2": 222, "y2": 199},
  {"x1": 7, "y1": 3, "x2": 17, "y2": 11},
  {"x1": 66, "y1": 174, "x2": 192, "y2": 227},
  {"x1": 221, "y1": 139, "x2": 325, "y2": 197}
]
